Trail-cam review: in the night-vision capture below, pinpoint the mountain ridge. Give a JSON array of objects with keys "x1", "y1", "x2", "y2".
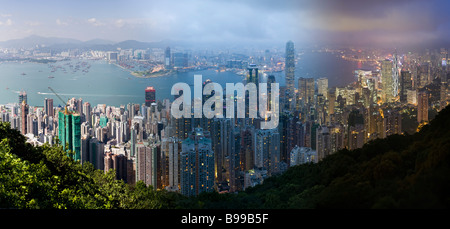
[{"x1": 0, "y1": 35, "x2": 174, "y2": 50}]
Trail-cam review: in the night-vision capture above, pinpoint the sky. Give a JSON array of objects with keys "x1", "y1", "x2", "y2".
[{"x1": 0, "y1": 0, "x2": 449, "y2": 47}]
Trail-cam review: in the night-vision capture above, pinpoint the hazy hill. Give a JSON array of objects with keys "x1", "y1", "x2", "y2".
[{"x1": 0, "y1": 35, "x2": 174, "y2": 51}]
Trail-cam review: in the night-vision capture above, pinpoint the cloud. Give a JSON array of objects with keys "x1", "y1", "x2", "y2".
[
  {"x1": 0, "y1": 14, "x2": 12, "y2": 18},
  {"x1": 87, "y1": 18, "x2": 104, "y2": 26},
  {"x1": 0, "y1": 18, "x2": 12, "y2": 26},
  {"x1": 115, "y1": 19, "x2": 125, "y2": 28},
  {"x1": 56, "y1": 19, "x2": 68, "y2": 26}
]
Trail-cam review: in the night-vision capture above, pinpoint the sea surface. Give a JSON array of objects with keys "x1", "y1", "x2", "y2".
[{"x1": 0, "y1": 51, "x2": 365, "y2": 107}]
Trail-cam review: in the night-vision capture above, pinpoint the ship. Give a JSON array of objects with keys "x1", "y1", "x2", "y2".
[{"x1": 48, "y1": 75, "x2": 55, "y2": 79}]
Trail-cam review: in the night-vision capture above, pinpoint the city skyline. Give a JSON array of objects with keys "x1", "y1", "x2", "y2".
[
  {"x1": 1, "y1": 0, "x2": 450, "y2": 48},
  {"x1": 1, "y1": 0, "x2": 450, "y2": 213}
]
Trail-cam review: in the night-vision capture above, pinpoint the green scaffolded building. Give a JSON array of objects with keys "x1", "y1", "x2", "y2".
[{"x1": 58, "y1": 109, "x2": 81, "y2": 161}]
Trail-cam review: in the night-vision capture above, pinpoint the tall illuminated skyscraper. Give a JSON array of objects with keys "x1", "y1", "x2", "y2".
[
  {"x1": 381, "y1": 59, "x2": 394, "y2": 103},
  {"x1": 392, "y1": 52, "x2": 400, "y2": 99},
  {"x1": 180, "y1": 128, "x2": 215, "y2": 196},
  {"x1": 400, "y1": 70, "x2": 412, "y2": 103},
  {"x1": 317, "y1": 78, "x2": 329, "y2": 99},
  {"x1": 298, "y1": 77, "x2": 315, "y2": 104},
  {"x1": 285, "y1": 41, "x2": 295, "y2": 101},
  {"x1": 417, "y1": 91, "x2": 429, "y2": 123}
]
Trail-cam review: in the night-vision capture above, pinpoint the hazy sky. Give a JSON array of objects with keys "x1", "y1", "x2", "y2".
[{"x1": 0, "y1": 0, "x2": 449, "y2": 47}]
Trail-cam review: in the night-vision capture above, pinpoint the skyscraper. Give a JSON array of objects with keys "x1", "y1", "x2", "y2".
[
  {"x1": 165, "y1": 46, "x2": 171, "y2": 68},
  {"x1": 392, "y1": 52, "x2": 400, "y2": 99},
  {"x1": 417, "y1": 91, "x2": 429, "y2": 123},
  {"x1": 20, "y1": 101, "x2": 28, "y2": 135},
  {"x1": 317, "y1": 78, "x2": 329, "y2": 99},
  {"x1": 254, "y1": 129, "x2": 281, "y2": 176},
  {"x1": 19, "y1": 90, "x2": 27, "y2": 104},
  {"x1": 298, "y1": 77, "x2": 315, "y2": 105},
  {"x1": 136, "y1": 143, "x2": 159, "y2": 189},
  {"x1": 381, "y1": 59, "x2": 394, "y2": 103},
  {"x1": 382, "y1": 109, "x2": 402, "y2": 138},
  {"x1": 145, "y1": 86, "x2": 156, "y2": 107},
  {"x1": 246, "y1": 64, "x2": 259, "y2": 85},
  {"x1": 180, "y1": 128, "x2": 215, "y2": 196},
  {"x1": 44, "y1": 98, "x2": 54, "y2": 117},
  {"x1": 400, "y1": 70, "x2": 413, "y2": 103},
  {"x1": 316, "y1": 126, "x2": 331, "y2": 161},
  {"x1": 58, "y1": 109, "x2": 81, "y2": 161},
  {"x1": 161, "y1": 137, "x2": 180, "y2": 191},
  {"x1": 285, "y1": 41, "x2": 295, "y2": 98},
  {"x1": 82, "y1": 102, "x2": 91, "y2": 124}
]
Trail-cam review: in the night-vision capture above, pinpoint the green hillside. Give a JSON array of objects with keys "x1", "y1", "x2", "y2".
[{"x1": 0, "y1": 122, "x2": 182, "y2": 209}]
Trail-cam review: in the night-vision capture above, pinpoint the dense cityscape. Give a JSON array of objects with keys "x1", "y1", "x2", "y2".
[
  {"x1": 1, "y1": 40, "x2": 449, "y2": 197},
  {"x1": 2, "y1": 2, "x2": 450, "y2": 222}
]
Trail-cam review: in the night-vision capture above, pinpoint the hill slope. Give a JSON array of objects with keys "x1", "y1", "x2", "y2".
[{"x1": 0, "y1": 122, "x2": 182, "y2": 209}]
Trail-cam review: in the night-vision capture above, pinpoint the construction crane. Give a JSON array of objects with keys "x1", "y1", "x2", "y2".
[{"x1": 48, "y1": 87, "x2": 69, "y2": 114}]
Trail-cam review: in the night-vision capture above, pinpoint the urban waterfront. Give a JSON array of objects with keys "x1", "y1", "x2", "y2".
[{"x1": 0, "y1": 51, "x2": 361, "y2": 107}]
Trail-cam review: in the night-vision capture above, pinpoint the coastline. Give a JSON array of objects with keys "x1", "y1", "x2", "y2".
[
  {"x1": 112, "y1": 61, "x2": 174, "y2": 78},
  {"x1": 130, "y1": 69, "x2": 174, "y2": 78}
]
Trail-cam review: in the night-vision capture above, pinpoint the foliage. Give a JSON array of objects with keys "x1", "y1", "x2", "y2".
[
  {"x1": 2, "y1": 104, "x2": 450, "y2": 209},
  {"x1": 0, "y1": 122, "x2": 184, "y2": 209}
]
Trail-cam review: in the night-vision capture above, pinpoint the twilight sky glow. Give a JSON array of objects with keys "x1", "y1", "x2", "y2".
[{"x1": 0, "y1": 0, "x2": 449, "y2": 47}]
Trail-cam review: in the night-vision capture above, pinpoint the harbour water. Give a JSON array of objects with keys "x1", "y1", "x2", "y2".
[{"x1": 0, "y1": 51, "x2": 362, "y2": 107}]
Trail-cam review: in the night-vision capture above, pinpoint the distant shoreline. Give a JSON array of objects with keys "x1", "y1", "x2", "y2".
[
  {"x1": 131, "y1": 69, "x2": 174, "y2": 78},
  {"x1": 111, "y1": 62, "x2": 175, "y2": 78},
  {"x1": 0, "y1": 57, "x2": 60, "y2": 64}
]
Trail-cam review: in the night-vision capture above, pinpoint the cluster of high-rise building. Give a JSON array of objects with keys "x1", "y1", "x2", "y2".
[{"x1": 1, "y1": 43, "x2": 450, "y2": 197}]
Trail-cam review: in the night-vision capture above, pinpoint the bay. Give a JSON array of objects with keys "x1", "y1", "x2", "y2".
[{"x1": 0, "y1": 51, "x2": 362, "y2": 107}]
